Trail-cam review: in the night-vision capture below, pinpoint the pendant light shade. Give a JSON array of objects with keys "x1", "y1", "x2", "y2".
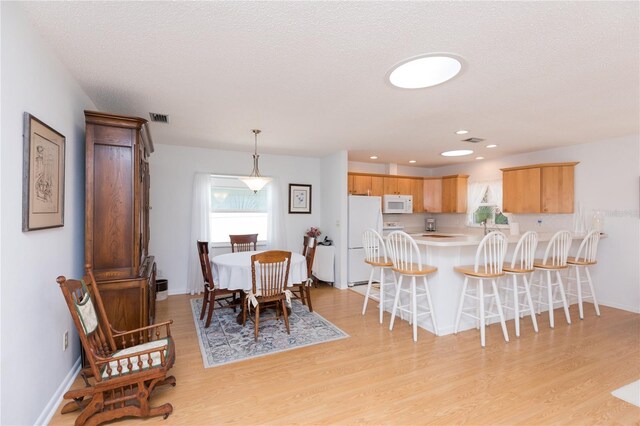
[{"x1": 240, "y1": 129, "x2": 271, "y2": 193}]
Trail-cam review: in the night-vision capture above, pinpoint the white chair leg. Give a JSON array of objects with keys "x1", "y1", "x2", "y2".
[
  {"x1": 492, "y1": 279, "x2": 509, "y2": 343},
  {"x1": 523, "y1": 273, "x2": 539, "y2": 333},
  {"x1": 454, "y1": 276, "x2": 468, "y2": 334},
  {"x1": 479, "y1": 280, "x2": 486, "y2": 347},
  {"x1": 410, "y1": 277, "x2": 418, "y2": 341},
  {"x1": 362, "y1": 267, "x2": 375, "y2": 315},
  {"x1": 378, "y1": 267, "x2": 385, "y2": 324},
  {"x1": 556, "y1": 270, "x2": 572, "y2": 325},
  {"x1": 389, "y1": 274, "x2": 403, "y2": 331},
  {"x1": 535, "y1": 270, "x2": 543, "y2": 315},
  {"x1": 423, "y1": 275, "x2": 438, "y2": 336},
  {"x1": 512, "y1": 274, "x2": 520, "y2": 337},
  {"x1": 547, "y1": 270, "x2": 554, "y2": 328},
  {"x1": 585, "y1": 267, "x2": 601, "y2": 316},
  {"x1": 575, "y1": 266, "x2": 584, "y2": 320}
]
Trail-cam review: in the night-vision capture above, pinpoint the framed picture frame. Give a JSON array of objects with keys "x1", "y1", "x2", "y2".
[
  {"x1": 288, "y1": 183, "x2": 312, "y2": 214},
  {"x1": 22, "y1": 113, "x2": 66, "y2": 231}
]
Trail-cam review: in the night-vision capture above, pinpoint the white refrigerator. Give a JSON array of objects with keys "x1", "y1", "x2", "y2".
[{"x1": 348, "y1": 195, "x2": 383, "y2": 286}]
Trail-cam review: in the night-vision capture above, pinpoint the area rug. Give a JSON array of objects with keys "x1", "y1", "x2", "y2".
[
  {"x1": 190, "y1": 297, "x2": 349, "y2": 368},
  {"x1": 611, "y1": 380, "x2": 640, "y2": 407}
]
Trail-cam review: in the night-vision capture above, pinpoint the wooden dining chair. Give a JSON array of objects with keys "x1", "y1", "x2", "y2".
[
  {"x1": 57, "y1": 265, "x2": 176, "y2": 425},
  {"x1": 197, "y1": 241, "x2": 241, "y2": 328},
  {"x1": 291, "y1": 236, "x2": 317, "y2": 311},
  {"x1": 243, "y1": 250, "x2": 292, "y2": 341},
  {"x1": 229, "y1": 233, "x2": 258, "y2": 252}
]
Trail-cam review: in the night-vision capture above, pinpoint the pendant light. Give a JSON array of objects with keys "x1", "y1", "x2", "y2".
[{"x1": 240, "y1": 129, "x2": 271, "y2": 193}]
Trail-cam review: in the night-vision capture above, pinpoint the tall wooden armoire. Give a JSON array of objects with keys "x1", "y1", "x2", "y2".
[{"x1": 85, "y1": 111, "x2": 156, "y2": 337}]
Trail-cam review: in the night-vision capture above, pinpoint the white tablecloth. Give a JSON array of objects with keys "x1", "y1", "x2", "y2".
[{"x1": 211, "y1": 251, "x2": 307, "y2": 291}]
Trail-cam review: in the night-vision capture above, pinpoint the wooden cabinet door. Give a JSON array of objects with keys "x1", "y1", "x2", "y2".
[
  {"x1": 423, "y1": 178, "x2": 442, "y2": 212},
  {"x1": 411, "y1": 179, "x2": 424, "y2": 212},
  {"x1": 352, "y1": 175, "x2": 372, "y2": 195},
  {"x1": 441, "y1": 178, "x2": 455, "y2": 212},
  {"x1": 348, "y1": 174, "x2": 355, "y2": 194},
  {"x1": 370, "y1": 176, "x2": 384, "y2": 196},
  {"x1": 541, "y1": 166, "x2": 574, "y2": 213},
  {"x1": 396, "y1": 178, "x2": 413, "y2": 195},
  {"x1": 441, "y1": 176, "x2": 467, "y2": 213},
  {"x1": 503, "y1": 168, "x2": 541, "y2": 213},
  {"x1": 383, "y1": 177, "x2": 398, "y2": 194}
]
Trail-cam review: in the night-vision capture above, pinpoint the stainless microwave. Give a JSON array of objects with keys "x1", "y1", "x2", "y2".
[{"x1": 382, "y1": 195, "x2": 413, "y2": 214}]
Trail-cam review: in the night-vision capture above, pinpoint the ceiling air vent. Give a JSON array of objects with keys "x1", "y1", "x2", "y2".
[
  {"x1": 461, "y1": 137, "x2": 484, "y2": 143},
  {"x1": 149, "y1": 112, "x2": 169, "y2": 123}
]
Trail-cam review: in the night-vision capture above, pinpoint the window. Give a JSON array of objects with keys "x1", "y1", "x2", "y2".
[
  {"x1": 468, "y1": 181, "x2": 508, "y2": 227},
  {"x1": 209, "y1": 176, "x2": 269, "y2": 245}
]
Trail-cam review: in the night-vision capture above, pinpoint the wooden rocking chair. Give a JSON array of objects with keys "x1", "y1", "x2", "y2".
[{"x1": 57, "y1": 265, "x2": 176, "y2": 425}]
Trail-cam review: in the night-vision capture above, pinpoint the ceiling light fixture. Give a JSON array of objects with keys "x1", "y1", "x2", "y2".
[
  {"x1": 455, "y1": 130, "x2": 469, "y2": 135},
  {"x1": 409, "y1": 160, "x2": 417, "y2": 164},
  {"x1": 388, "y1": 53, "x2": 463, "y2": 89},
  {"x1": 441, "y1": 149, "x2": 473, "y2": 157},
  {"x1": 475, "y1": 156, "x2": 485, "y2": 160},
  {"x1": 240, "y1": 129, "x2": 271, "y2": 193},
  {"x1": 486, "y1": 144, "x2": 498, "y2": 148},
  {"x1": 370, "y1": 155, "x2": 379, "y2": 160}
]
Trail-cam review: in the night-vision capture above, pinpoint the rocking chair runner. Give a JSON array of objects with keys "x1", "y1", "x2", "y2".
[{"x1": 57, "y1": 265, "x2": 176, "y2": 425}]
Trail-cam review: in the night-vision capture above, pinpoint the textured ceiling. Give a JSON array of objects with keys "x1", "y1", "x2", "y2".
[{"x1": 18, "y1": 1, "x2": 640, "y2": 167}]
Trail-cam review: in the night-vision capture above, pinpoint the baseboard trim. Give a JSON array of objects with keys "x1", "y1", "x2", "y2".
[
  {"x1": 35, "y1": 357, "x2": 81, "y2": 425},
  {"x1": 600, "y1": 300, "x2": 640, "y2": 314}
]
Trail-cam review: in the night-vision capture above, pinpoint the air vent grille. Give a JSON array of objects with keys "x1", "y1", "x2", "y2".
[
  {"x1": 461, "y1": 137, "x2": 485, "y2": 143},
  {"x1": 149, "y1": 112, "x2": 169, "y2": 123}
]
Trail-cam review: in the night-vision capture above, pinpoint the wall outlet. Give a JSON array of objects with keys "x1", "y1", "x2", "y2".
[
  {"x1": 63, "y1": 330, "x2": 69, "y2": 351},
  {"x1": 537, "y1": 219, "x2": 543, "y2": 227}
]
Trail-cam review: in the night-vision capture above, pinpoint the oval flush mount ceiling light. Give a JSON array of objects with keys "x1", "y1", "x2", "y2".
[
  {"x1": 455, "y1": 130, "x2": 469, "y2": 135},
  {"x1": 370, "y1": 155, "x2": 379, "y2": 160},
  {"x1": 441, "y1": 149, "x2": 473, "y2": 157},
  {"x1": 388, "y1": 53, "x2": 464, "y2": 89},
  {"x1": 409, "y1": 160, "x2": 417, "y2": 164}
]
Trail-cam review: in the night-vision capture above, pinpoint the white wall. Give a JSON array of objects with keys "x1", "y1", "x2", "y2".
[
  {"x1": 0, "y1": 3, "x2": 96, "y2": 424},
  {"x1": 321, "y1": 151, "x2": 349, "y2": 288},
  {"x1": 433, "y1": 136, "x2": 640, "y2": 312},
  {"x1": 149, "y1": 144, "x2": 326, "y2": 295},
  {"x1": 349, "y1": 160, "x2": 432, "y2": 176}
]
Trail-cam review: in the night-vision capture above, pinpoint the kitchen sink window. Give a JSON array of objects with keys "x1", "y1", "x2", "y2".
[{"x1": 467, "y1": 180, "x2": 508, "y2": 227}]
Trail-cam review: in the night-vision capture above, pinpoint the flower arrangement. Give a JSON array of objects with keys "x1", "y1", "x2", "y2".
[{"x1": 306, "y1": 227, "x2": 321, "y2": 238}]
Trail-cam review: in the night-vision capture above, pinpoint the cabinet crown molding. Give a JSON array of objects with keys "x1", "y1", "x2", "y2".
[{"x1": 500, "y1": 162, "x2": 579, "y2": 172}]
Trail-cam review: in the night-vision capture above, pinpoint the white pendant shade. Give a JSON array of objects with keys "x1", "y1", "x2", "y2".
[{"x1": 240, "y1": 176, "x2": 270, "y2": 192}]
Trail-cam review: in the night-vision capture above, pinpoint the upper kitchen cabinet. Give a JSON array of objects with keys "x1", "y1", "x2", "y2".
[
  {"x1": 383, "y1": 176, "x2": 413, "y2": 195},
  {"x1": 348, "y1": 173, "x2": 383, "y2": 196},
  {"x1": 347, "y1": 173, "x2": 422, "y2": 212},
  {"x1": 502, "y1": 162, "x2": 578, "y2": 213},
  {"x1": 441, "y1": 175, "x2": 468, "y2": 213},
  {"x1": 411, "y1": 178, "x2": 424, "y2": 213},
  {"x1": 423, "y1": 177, "x2": 442, "y2": 213}
]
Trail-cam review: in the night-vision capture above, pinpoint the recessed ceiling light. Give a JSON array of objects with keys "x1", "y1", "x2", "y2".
[
  {"x1": 455, "y1": 130, "x2": 469, "y2": 135},
  {"x1": 388, "y1": 53, "x2": 463, "y2": 89},
  {"x1": 370, "y1": 156, "x2": 378, "y2": 160},
  {"x1": 409, "y1": 160, "x2": 417, "y2": 164},
  {"x1": 441, "y1": 149, "x2": 473, "y2": 157},
  {"x1": 475, "y1": 156, "x2": 485, "y2": 160},
  {"x1": 486, "y1": 144, "x2": 497, "y2": 148}
]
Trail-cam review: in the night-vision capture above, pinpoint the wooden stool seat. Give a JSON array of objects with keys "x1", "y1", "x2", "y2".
[
  {"x1": 533, "y1": 260, "x2": 568, "y2": 270},
  {"x1": 502, "y1": 263, "x2": 534, "y2": 274},
  {"x1": 454, "y1": 265, "x2": 504, "y2": 278},
  {"x1": 566, "y1": 256, "x2": 597, "y2": 266},
  {"x1": 393, "y1": 263, "x2": 437, "y2": 276}
]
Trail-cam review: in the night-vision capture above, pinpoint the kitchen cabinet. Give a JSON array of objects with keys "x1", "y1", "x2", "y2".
[
  {"x1": 441, "y1": 175, "x2": 468, "y2": 213},
  {"x1": 348, "y1": 174, "x2": 384, "y2": 196},
  {"x1": 383, "y1": 177, "x2": 413, "y2": 195},
  {"x1": 423, "y1": 178, "x2": 442, "y2": 213},
  {"x1": 502, "y1": 162, "x2": 578, "y2": 213},
  {"x1": 411, "y1": 178, "x2": 424, "y2": 213},
  {"x1": 85, "y1": 111, "x2": 156, "y2": 338}
]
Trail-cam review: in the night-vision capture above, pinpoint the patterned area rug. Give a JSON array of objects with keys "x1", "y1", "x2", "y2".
[{"x1": 190, "y1": 297, "x2": 349, "y2": 368}]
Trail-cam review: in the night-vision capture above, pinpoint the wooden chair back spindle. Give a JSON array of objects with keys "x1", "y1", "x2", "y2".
[
  {"x1": 230, "y1": 234, "x2": 258, "y2": 253},
  {"x1": 302, "y1": 236, "x2": 317, "y2": 280}
]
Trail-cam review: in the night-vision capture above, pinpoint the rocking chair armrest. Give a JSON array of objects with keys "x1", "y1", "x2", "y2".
[
  {"x1": 94, "y1": 339, "x2": 173, "y2": 379},
  {"x1": 112, "y1": 320, "x2": 173, "y2": 339}
]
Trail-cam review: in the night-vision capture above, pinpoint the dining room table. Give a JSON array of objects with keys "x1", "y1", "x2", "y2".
[{"x1": 211, "y1": 250, "x2": 308, "y2": 323}]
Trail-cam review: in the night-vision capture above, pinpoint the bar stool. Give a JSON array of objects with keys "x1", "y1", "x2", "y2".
[
  {"x1": 454, "y1": 231, "x2": 509, "y2": 347},
  {"x1": 531, "y1": 230, "x2": 572, "y2": 328},
  {"x1": 386, "y1": 231, "x2": 439, "y2": 341},
  {"x1": 566, "y1": 230, "x2": 601, "y2": 319},
  {"x1": 500, "y1": 231, "x2": 539, "y2": 337},
  {"x1": 361, "y1": 228, "x2": 396, "y2": 324}
]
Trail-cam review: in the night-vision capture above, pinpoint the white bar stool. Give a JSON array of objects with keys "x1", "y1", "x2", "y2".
[
  {"x1": 531, "y1": 230, "x2": 572, "y2": 328},
  {"x1": 500, "y1": 231, "x2": 539, "y2": 337},
  {"x1": 454, "y1": 231, "x2": 509, "y2": 348},
  {"x1": 361, "y1": 228, "x2": 396, "y2": 324},
  {"x1": 386, "y1": 231, "x2": 439, "y2": 341},
  {"x1": 566, "y1": 230, "x2": 601, "y2": 319}
]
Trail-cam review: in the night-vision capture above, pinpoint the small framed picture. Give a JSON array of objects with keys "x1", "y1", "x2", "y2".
[
  {"x1": 288, "y1": 184, "x2": 312, "y2": 214},
  {"x1": 22, "y1": 113, "x2": 66, "y2": 231}
]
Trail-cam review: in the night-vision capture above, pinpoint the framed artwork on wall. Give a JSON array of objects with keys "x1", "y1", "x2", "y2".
[
  {"x1": 288, "y1": 183, "x2": 312, "y2": 214},
  {"x1": 22, "y1": 113, "x2": 66, "y2": 231}
]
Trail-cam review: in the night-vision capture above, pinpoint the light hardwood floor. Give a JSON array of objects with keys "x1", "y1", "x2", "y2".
[{"x1": 51, "y1": 284, "x2": 640, "y2": 425}]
